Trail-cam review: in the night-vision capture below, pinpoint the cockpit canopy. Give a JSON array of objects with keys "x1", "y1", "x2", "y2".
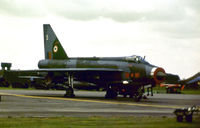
[{"x1": 126, "y1": 55, "x2": 149, "y2": 64}]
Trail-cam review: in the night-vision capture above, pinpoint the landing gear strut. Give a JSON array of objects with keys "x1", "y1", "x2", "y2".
[
  {"x1": 147, "y1": 85, "x2": 153, "y2": 96},
  {"x1": 64, "y1": 75, "x2": 75, "y2": 98}
]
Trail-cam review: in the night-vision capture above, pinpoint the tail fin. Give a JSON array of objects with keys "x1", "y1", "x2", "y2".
[{"x1": 43, "y1": 24, "x2": 68, "y2": 60}]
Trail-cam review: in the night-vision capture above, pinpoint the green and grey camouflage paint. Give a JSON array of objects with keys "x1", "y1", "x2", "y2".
[{"x1": 39, "y1": 24, "x2": 166, "y2": 87}]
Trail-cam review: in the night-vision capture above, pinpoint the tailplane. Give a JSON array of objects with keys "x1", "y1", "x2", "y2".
[{"x1": 43, "y1": 24, "x2": 68, "y2": 60}]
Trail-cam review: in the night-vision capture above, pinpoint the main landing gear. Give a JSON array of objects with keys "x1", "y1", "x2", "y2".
[
  {"x1": 133, "y1": 87, "x2": 143, "y2": 102},
  {"x1": 64, "y1": 75, "x2": 75, "y2": 98},
  {"x1": 105, "y1": 85, "x2": 144, "y2": 102},
  {"x1": 118, "y1": 85, "x2": 144, "y2": 102},
  {"x1": 105, "y1": 87, "x2": 118, "y2": 99}
]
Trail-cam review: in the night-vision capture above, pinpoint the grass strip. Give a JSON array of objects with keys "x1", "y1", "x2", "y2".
[{"x1": 0, "y1": 116, "x2": 199, "y2": 128}]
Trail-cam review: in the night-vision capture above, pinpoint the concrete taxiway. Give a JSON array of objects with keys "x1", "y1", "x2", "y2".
[{"x1": 0, "y1": 90, "x2": 199, "y2": 117}]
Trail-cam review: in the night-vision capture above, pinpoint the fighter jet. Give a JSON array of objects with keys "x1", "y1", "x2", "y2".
[
  {"x1": 34, "y1": 24, "x2": 166, "y2": 101},
  {"x1": 4, "y1": 24, "x2": 165, "y2": 101}
]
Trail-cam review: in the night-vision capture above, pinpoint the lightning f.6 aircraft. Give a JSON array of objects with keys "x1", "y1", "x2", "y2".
[{"x1": 9, "y1": 24, "x2": 166, "y2": 102}]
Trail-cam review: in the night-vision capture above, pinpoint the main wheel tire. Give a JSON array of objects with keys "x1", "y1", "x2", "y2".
[
  {"x1": 177, "y1": 115, "x2": 183, "y2": 122},
  {"x1": 123, "y1": 94, "x2": 127, "y2": 98},
  {"x1": 133, "y1": 94, "x2": 142, "y2": 102},
  {"x1": 64, "y1": 87, "x2": 75, "y2": 98},
  {"x1": 185, "y1": 115, "x2": 193, "y2": 122},
  {"x1": 133, "y1": 87, "x2": 143, "y2": 102},
  {"x1": 105, "y1": 89, "x2": 118, "y2": 99}
]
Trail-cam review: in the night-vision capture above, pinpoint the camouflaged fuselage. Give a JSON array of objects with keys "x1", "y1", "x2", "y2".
[{"x1": 38, "y1": 56, "x2": 156, "y2": 86}]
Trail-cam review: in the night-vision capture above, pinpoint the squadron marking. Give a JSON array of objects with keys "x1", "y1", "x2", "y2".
[{"x1": 53, "y1": 45, "x2": 58, "y2": 53}]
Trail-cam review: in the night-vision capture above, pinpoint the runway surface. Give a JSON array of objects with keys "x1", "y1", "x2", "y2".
[{"x1": 0, "y1": 90, "x2": 200, "y2": 117}]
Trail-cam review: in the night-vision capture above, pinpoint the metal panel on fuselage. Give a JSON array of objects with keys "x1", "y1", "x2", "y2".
[{"x1": 75, "y1": 58, "x2": 128, "y2": 82}]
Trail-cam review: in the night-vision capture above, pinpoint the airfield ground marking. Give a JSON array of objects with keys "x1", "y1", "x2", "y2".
[{"x1": 0, "y1": 92, "x2": 182, "y2": 109}]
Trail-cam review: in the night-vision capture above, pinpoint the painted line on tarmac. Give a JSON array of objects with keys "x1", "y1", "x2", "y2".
[{"x1": 0, "y1": 92, "x2": 181, "y2": 109}]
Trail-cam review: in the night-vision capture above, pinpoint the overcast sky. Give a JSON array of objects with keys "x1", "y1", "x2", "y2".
[{"x1": 0, "y1": 0, "x2": 199, "y2": 79}]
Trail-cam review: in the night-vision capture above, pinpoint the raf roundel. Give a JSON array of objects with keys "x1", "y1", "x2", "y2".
[{"x1": 53, "y1": 45, "x2": 58, "y2": 53}]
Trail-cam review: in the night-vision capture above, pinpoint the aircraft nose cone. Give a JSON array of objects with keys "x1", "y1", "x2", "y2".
[{"x1": 156, "y1": 71, "x2": 167, "y2": 80}]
